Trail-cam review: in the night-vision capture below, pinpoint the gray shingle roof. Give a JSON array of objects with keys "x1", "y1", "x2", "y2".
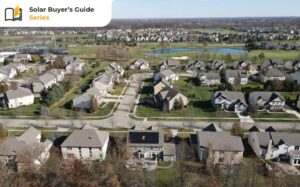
[
  {"x1": 5, "y1": 87, "x2": 33, "y2": 100},
  {"x1": 61, "y1": 129, "x2": 109, "y2": 148},
  {"x1": 215, "y1": 91, "x2": 246, "y2": 103},
  {"x1": 249, "y1": 92, "x2": 285, "y2": 103},
  {"x1": 166, "y1": 59, "x2": 180, "y2": 66},
  {"x1": 226, "y1": 70, "x2": 248, "y2": 78},
  {"x1": 159, "y1": 86, "x2": 180, "y2": 100},
  {"x1": 252, "y1": 132, "x2": 300, "y2": 148},
  {"x1": 233, "y1": 61, "x2": 252, "y2": 70},
  {"x1": 38, "y1": 72, "x2": 56, "y2": 85},
  {"x1": 17, "y1": 127, "x2": 40, "y2": 144},
  {"x1": 160, "y1": 69, "x2": 175, "y2": 77},
  {"x1": 270, "y1": 132, "x2": 300, "y2": 146},
  {"x1": 0, "y1": 127, "x2": 52, "y2": 157},
  {"x1": 197, "y1": 131, "x2": 244, "y2": 152},
  {"x1": 198, "y1": 72, "x2": 220, "y2": 80},
  {"x1": 186, "y1": 61, "x2": 205, "y2": 70},
  {"x1": 261, "y1": 69, "x2": 284, "y2": 77}
]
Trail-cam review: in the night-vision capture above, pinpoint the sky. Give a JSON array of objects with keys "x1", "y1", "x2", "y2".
[{"x1": 112, "y1": 0, "x2": 300, "y2": 19}]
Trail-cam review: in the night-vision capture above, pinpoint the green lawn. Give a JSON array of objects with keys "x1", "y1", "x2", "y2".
[
  {"x1": 0, "y1": 104, "x2": 40, "y2": 117},
  {"x1": 173, "y1": 77, "x2": 215, "y2": 101},
  {"x1": 49, "y1": 61, "x2": 108, "y2": 109},
  {"x1": 136, "y1": 104, "x2": 237, "y2": 118},
  {"x1": 0, "y1": 101, "x2": 115, "y2": 119},
  {"x1": 250, "y1": 112, "x2": 298, "y2": 119},
  {"x1": 136, "y1": 77, "x2": 238, "y2": 118},
  {"x1": 50, "y1": 102, "x2": 115, "y2": 118},
  {"x1": 111, "y1": 83, "x2": 126, "y2": 95}
]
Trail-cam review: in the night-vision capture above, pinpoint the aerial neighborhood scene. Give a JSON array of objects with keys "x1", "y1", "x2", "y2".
[{"x1": 0, "y1": 0, "x2": 300, "y2": 186}]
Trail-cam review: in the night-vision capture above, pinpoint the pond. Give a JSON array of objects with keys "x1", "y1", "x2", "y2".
[{"x1": 146, "y1": 48, "x2": 248, "y2": 55}]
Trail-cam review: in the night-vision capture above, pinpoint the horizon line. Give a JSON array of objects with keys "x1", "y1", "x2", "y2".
[{"x1": 111, "y1": 16, "x2": 300, "y2": 20}]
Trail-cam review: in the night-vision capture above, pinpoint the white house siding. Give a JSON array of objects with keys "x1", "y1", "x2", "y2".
[
  {"x1": 8, "y1": 95, "x2": 34, "y2": 108},
  {"x1": 129, "y1": 146, "x2": 164, "y2": 160},
  {"x1": 0, "y1": 74, "x2": 8, "y2": 82},
  {"x1": 61, "y1": 137, "x2": 109, "y2": 161},
  {"x1": 44, "y1": 79, "x2": 57, "y2": 90}
]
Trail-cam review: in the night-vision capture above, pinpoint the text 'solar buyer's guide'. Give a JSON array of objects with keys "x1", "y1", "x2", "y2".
[{"x1": 1, "y1": 0, "x2": 113, "y2": 27}]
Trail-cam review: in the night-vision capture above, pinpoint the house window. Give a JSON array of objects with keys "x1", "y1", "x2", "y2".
[
  {"x1": 294, "y1": 159, "x2": 297, "y2": 165},
  {"x1": 67, "y1": 147, "x2": 72, "y2": 150},
  {"x1": 219, "y1": 157, "x2": 224, "y2": 162},
  {"x1": 67, "y1": 154, "x2": 73, "y2": 159},
  {"x1": 79, "y1": 147, "x2": 82, "y2": 158},
  {"x1": 295, "y1": 146, "x2": 299, "y2": 150}
]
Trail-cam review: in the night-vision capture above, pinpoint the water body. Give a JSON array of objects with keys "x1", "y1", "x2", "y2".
[{"x1": 146, "y1": 48, "x2": 248, "y2": 55}]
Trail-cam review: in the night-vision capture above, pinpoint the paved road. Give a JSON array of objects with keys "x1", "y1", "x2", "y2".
[{"x1": 1, "y1": 73, "x2": 300, "y2": 131}]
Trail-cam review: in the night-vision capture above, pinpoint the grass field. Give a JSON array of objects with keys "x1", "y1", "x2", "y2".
[
  {"x1": 250, "y1": 112, "x2": 299, "y2": 120},
  {"x1": 0, "y1": 104, "x2": 40, "y2": 117},
  {"x1": 0, "y1": 102, "x2": 115, "y2": 119}
]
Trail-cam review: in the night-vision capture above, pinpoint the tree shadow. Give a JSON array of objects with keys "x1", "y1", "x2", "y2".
[{"x1": 192, "y1": 100, "x2": 216, "y2": 111}]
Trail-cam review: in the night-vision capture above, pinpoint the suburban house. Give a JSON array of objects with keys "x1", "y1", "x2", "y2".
[
  {"x1": 0, "y1": 63, "x2": 27, "y2": 82},
  {"x1": 197, "y1": 72, "x2": 221, "y2": 86},
  {"x1": 287, "y1": 72, "x2": 300, "y2": 84},
  {"x1": 2, "y1": 87, "x2": 34, "y2": 108},
  {"x1": 65, "y1": 58, "x2": 85, "y2": 75},
  {"x1": 130, "y1": 59, "x2": 150, "y2": 70},
  {"x1": 31, "y1": 69, "x2": 65, "y2": 93},
  {"x1": 6, "y1": 63, "x2": 27, "y2": 73},
  {"x1": 154, "y1": 69, "x2": 179, "y2": 83},
  {"x1": 185, "y1": 61, "x2": 205, "y2": 73},
  {"x1": 127, "y1": 130, "x2": 176, "y2": 162},
  {"x1": 154, "y1": 86, "x2": 188, "y2": 111},
  {"x1": 259, "y1": 68, "x2": 286, "y2": 83},
  {"x1": 61, "y1": 125, "x2": 109, "y2": 161},
  {"x1": 0, "y1": 66, "x2": 17, "y2": 82},
  {"x1": 72, "y1": 87, "x2": 103, "y2": 110},
  {"x1": 158, "y1": 59, "x2": 180, "y2": 70},
  {"x1": 63, "y1": 56, "x2": 83, "y2": 65},
  {"x1": 211, "y1": 59, "x2": 226, "y2": 71},
  {"x1": 41, "y1": 53, "x2": 57, "y2": 64},
  {"x1": 105, "y1": 62, "x2": 125, "y2": 83},
  {"x1": 260, "y1": 59, "x2": 284, "y2": 70},
  {"x1": 248, "y1": 92, "x2": 286, "y2": 112},
  {"x1": 92, "y1": 72, "x2": 114, "y2": 97},
  {"x1": 212, "y1": 91, "x2": 248, "y2": 114},
  {"x1": 248, "y1": 131, "x2": 300, "y2": 166},
  {"x1": 233, "y1": 61, "x2": 253, "y2": 70},
  {"x1": 72, "y1": 63, "x2": 122, "y2": 110},
  {"x1": 225, "y1": 70, "x2": 248, "y2": 85},
  {"x1": 195, "y1": 125, "x2": 244, "y2": 165},
  {"x1": 0, "y1": 127, "x2": 53, "y2": 171},
  {"x1": 13, "y1": 54, "x2": 32, "y2": 63},
  {"x1": 285, "y1": 60, "x2": 300, "y2": 71},
  {"x1": 153, "y1": 79, "x2": 172, "y2": 95}
]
